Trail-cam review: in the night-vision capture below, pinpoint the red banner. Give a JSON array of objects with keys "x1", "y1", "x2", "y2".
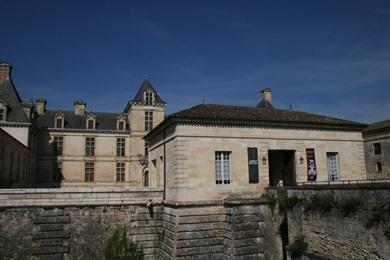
[{"x1": 306, "y1": 148, "x2": 317, "y2": 181}]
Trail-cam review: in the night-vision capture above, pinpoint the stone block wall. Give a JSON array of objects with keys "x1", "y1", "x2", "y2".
[
  {"x1": 285, "y1": 185, "x2": 390, "y2": 259},
  {"x1": 0, "y1": 188, "x2": 164, "y2": 260},
  {"x1": 159, "y1": 200, "x2": 282, "y2": 260}
]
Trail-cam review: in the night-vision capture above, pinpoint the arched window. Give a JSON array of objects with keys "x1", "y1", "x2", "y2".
[
  {"x1": 54, "y1": 112, "x2": 64, "y2": 128},
  {"x1": 86, "y1": 113, "x2": 96, "y2": 130}
]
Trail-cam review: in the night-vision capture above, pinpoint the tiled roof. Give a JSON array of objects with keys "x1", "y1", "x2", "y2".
[
  {"x1": 35, "y1": 110, "x2": 127, "y2": 131},
  {"x1": 363, "y1": 120, "x2": 390, "y2": 133},
  {"x1": 145, "y1": 104, "x2": 366, "y2": 139},
  {"x1": 0, "y1": 79, "x2": 29, "y2": 122}
]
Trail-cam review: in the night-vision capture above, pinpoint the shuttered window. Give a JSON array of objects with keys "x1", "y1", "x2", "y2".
[{"x1": 247, "y1": 147, "x2": 259, "y2": 183}]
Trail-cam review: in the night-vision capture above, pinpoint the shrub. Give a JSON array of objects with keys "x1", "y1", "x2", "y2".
[
  {"x1": 339, "y1": 197, "x2": 363, "y2": 217},
  {"x1": 261, "y1": 192, "x2": 278, "y2": 215},
  {"x1": 288, "y1": 235, "x2": 308, "y2": 258},
  {"x1": 104, "y1": 229, "x2": 144, "y2": 260},
  {"x1": 304, "y1": 194, "x2": 336, "y2": 214}
]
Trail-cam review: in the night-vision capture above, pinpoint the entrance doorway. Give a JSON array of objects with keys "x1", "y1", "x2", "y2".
[{"x1": 268, "y1": 150, "x2": 296, "y2": 186}]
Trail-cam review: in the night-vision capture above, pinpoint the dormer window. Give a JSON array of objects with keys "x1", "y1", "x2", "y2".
[
  {"x1": 86, "y1": 114, "x2": 96, "y2": 130},
  {"x1": 117, "y1": 114, "x2": 127, "y2": 131},
  {"x1": 145, "y1": 92, "x2": 154, "y2": 106},
  {"x1": 54, "y1": 112, "x2": 64, "y2": 128},
  {"x1": 0, "y1": 104, "x2": 7, "y2": 121}
]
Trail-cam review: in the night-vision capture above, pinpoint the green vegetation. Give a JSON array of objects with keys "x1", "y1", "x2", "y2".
[
  {"x1": 339, "y1": 197, "x2": 363, "y2": 217},
  {"x1": 104, "y1": 229, "x2": 144, "y2": 260},
  {"x1": 304, "y1": 194, "x2": 336, "y2": 214},
  {"x1": 261, "y1": 192, "x2": 278, "y2": 215},
  {"x1": 288, "y1": 235, "x2": 308, "y2": 259}
]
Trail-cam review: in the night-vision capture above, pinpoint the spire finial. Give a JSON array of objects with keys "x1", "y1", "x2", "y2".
[{"x1": 144, "y1": 73, "x2": 148, "y2": 80}]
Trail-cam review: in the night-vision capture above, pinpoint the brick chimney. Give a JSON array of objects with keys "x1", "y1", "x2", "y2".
[
  {"x1": 0, "y1": 61, "x2": 12, "y2": 81},
  {"x1": 74, "y1": 100, "x2": 86, "y2": 115},
  {"x1": 35, "y1": 98, "x2": 47, "y2": 115},
  {"x1": 261, "y1": 88, "x2": 272, "y2": 104}
]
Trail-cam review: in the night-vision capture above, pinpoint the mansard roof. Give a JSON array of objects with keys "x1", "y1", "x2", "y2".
[
  {"x1": 145, "y1": 104, "x2": 367, "y2": 139},
  {"x1": 35, "y1": 110, "x2": 128, "y2": 132},
  {"x1": 0, "y1": 79, "x2": 29, "y2": 122}
]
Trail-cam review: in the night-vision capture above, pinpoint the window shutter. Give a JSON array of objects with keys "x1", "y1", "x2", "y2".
[{"x1": 248, "y1": 147, "x2": 259, "y2": 183}]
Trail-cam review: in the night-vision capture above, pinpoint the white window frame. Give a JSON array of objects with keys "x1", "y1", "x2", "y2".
[
  {"x1": 145, "y1": 111, "x2": 153, "y2": 132},
  {"x1": 54, "y1": 116, "x2": 64, "y2": 129},
  {"x1": 85, "y1": 162, "x2": 94, "y2": 182},
  {"x1": 116, "y1": 138, "x2": 126, "y2": 157},
  {"x1": 215, "y1": 151, "x2": 232, "y2": 185},
  {"x1": 145, "y1": 92, "x2": 154, "y2": 106},
  {"x1": 327, "y1": 152, "x2": 339, "y2": 181},
  {"x1": 0, "y1": 104, "x2": 7, "y2": 121},
  {"x1": 85, "y1": 137, "x2": 95, "y2": 156},
  {"x1": 116, "y1": 162, "x2": 125, "y2": 182}
]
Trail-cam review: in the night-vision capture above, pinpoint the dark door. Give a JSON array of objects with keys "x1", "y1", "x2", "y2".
[
  {"x1": 247, "y1": 147, "x2": 259, "y2": 183},
  {"x1": 268, "y1": 150, "x2": 296, "y2": 186}
]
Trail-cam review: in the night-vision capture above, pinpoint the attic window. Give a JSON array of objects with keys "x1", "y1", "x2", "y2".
[
  {"x1": 54, "y1": 113, "x2": 64, "y2": 128},
  {"x1": 86, "y1": 113, "x2": 96, "y2": 130},
  {"x1": 118, "y1": 120, "x2": 126, "y2": 131},
  {"x1": 0, "y1": 105, "x2": 6, "y2": 121},
  {"x1": 145, "y1": 92, "x2": 154, "y2": 106}
]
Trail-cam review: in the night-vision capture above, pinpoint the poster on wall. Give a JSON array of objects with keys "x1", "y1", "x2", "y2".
[{"x1": 306, "y1": 148, "x2": 317, "y2": 181}]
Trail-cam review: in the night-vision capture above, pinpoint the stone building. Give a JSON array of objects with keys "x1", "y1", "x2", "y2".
[
  {"x1": 34, "y1": 79, "x2": 165, "y2": 187},
  {"x1": 0, "y1": 61, "x2": 35, "y2": 187},
  {"x1": 145, "y1": 89, "x2": 368, "y2": 202},
  {"x1": 363, "y1": 120, "x2": 390, "y2": 178},
  {"x1": 0, "y1": 60, "x2": 166, "y2": 187}
]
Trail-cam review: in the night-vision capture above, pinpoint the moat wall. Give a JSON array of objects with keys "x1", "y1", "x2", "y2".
[
  {"x1": 1, "y1": 186, "x2": 389, "y2": 259},
  {"x1": 285, "y1": 184, "x2": 390, "y2": 260},
  {"x1": 0, "y1": 188, "x2": 281, "y2": 260}
]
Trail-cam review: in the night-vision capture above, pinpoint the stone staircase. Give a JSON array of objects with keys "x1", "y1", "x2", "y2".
[{"x1": 32, "y1": 208, "x2": 70, "y2": 260}]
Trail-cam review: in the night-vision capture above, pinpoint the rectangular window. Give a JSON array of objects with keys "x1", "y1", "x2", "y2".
[
  {"x1": 118, "y1": 121, "x2": 125, "y2": 130},
  {"x1": 116, "y1": 162, "x2": 125, "y2": 182},
  {"x1": 55, "y1": 118, "x2": 63, "y2": 128},
  {"x1": 87, "y1": 119, "x2": 94, "y2": 129},
  {"x1": 327, "y1": 152, "x2": 339, "y2": 181},
  {"x1": 373, "y1": 143, "x2": 381, "y2": 155},
  {"x1": 145, "y1": 92, "x2": 153, "y2": 105},
  {"x1": 247, "y1": 147, "x2": 259, "y2": 183},
  {"x1": 53, "y1": 136, "x2": 63, "y2": 155},
  {"x1": 85, "y1": 137, "x2": 95, "y2": 156},
  {"x1": 0, "y1": 108, "x2": 5, "y2": 121},
  {"x1": 145, "y1": 111, "x2": 153, "y2": 131},
  {"x1": 376, "y1": 162, "x2": 382, "y2": 173},
  {"x1": 215, "y1": 151, "x2": 231, "y2": 185},
  {"x1": 85, "y1": 162, "x2": 94, "y2": 182},
  {"x1": 116, "y1": 138, "x2": 125, "y2": 157}
]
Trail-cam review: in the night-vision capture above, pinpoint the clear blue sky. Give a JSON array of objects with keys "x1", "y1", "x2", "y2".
[{"x1": 1, "y1": 0, "x2": 390, "y2": 123}]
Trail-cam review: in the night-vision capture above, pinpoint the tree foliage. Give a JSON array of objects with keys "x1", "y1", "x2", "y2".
[{"x1": 104, "y1": 229, "x2": 144, "y2": 260}]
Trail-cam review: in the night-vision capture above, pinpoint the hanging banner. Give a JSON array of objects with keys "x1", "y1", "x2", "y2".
[
  {"x1": 306, "y1": 148, "x2": 317, "y2": 181},
  {"x1": 247, "y1": 147, "x2": 259, "y2": 183}
]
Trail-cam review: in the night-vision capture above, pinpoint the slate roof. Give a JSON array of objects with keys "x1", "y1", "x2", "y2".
[
  {"x1": 363, "y1": 120, "x2": 390, "y2": 133},
  {"x1": 35, "y1": 110, "x2": 127, "y2": 131},
  {"x1": 256, "y1": 99, "x2": 274, "y2": 109},
  {"x1": 0, "y1": 79, "x2": 29, "y2": 122},
  {"x1": 131, "y1": 79, "x2": 165, "y2": 104},
  {"x1": 145, "y1": 104, "x2": 367, "y2": 139}
]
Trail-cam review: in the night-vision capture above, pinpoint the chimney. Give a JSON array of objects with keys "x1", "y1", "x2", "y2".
[
  {"x1": 74, "y1": 100, "x2": 86, "y2": 115},
  {"x1": 35, "y1": 98, "x2": 47, "y2": 115},
  {"x1": 0, "y1": 61, "x2": 12, "y2": 81},
  {"x1": 261, "y1": 88, "x2": 272, "y2": 104}
]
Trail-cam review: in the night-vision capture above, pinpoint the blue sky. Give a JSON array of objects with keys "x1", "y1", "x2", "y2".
[{"x1": 1, "y1": 0, "x2": 390, "y2": 123}]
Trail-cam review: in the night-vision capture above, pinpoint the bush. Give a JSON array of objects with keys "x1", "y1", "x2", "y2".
[
  {"x1": 339, "y1": 197, "x2": 363, "y2": 217},
  {"x1": 261, "y1": 192, "x2": 278, "y2": 215},
  {"x1": 385, "y1": 227, "x2": 390, "y2": 241},
  {"x1": 104, "y1": 229, "x2": 144, "y2": 260},
  {"x1": 304, "y1": 194, "x2": 336, "y2": 214},
  {"x1": 288, "y1": 235, "x2": 308, "y2": 258}
]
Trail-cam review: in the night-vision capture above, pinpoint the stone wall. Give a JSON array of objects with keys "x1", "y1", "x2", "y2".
[
  {"x1": 284, "y1": 185, "x2": 390, "y2": 259},
  {"x1": 159, "y1": 199, "x2": 283, "y2": 260},
  {"x1": 0, "y1": 188, "x2": 164, "y2": 260}
]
